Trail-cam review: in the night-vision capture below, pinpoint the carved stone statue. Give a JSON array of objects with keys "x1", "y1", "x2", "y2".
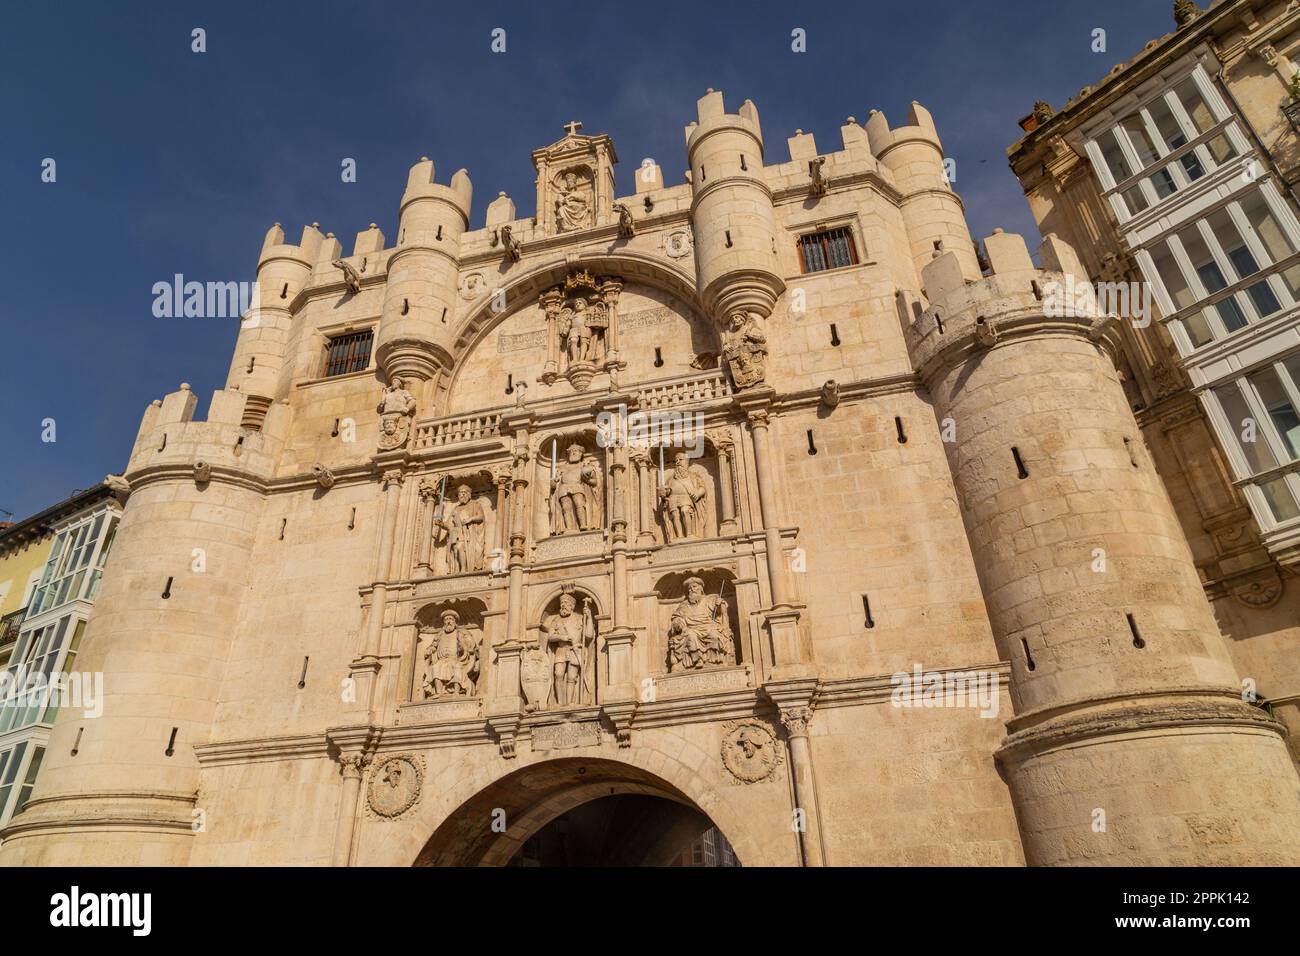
[
  {"x1": 722, "y1": 311, "x2": 768, "y2": 389},
  {"x1": 667, "y1": 577, "x2": 734, "y2": 672},
  {"x1": 613, "y1": 201, "x2": 634, "y2": 238},
  {"x1": 658, "y1": 452, "x2": 710, "y2": 543},
  {"x1": 550, "y1": 443, "x2": 600, "y2": 535},
  {"x1": 436, "y1": 484, "x2": 486, "y2": 573},
  {"x1": 421, "y1": 610, "x2": 480, "y2": 698},
  {"x1": 554, "y1": 169, "x2": 593, "y2": 232},
  {"x1": 540, "y1": 591, "x2": 595, "y2": 707},
  {"x1": 377, "y1": 377, "x2": 416, "y2": 450},
  {"x1": 560, "y1": 297, "x2": 598, "y2": 364},
  {"x1": 332, "y1": 258, "x2": 361, "y2": 294}
]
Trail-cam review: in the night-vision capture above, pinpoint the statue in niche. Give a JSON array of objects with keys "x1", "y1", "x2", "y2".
[
  {"x1": 667, "y1": 577, "x2": 735, "y2": 672},
  {"x1": 560, "y1": 296, "x2": 607, "y2": 365},
  {"x1": 721, "y1": 310, "x2": 768, "y2": 390},
  {"x1": 554, "y1": 168, "x2": 594, "y2": 232},
  {"x1": 540, "y1": 590, "x2": 595, "y2": 708},
  {"x1": 658, "y1": 452, "x2": 711, "y2": 543},
  {"x1": 377, "y1": 376, "x2": 417, "y2": 450},
  {"x1": 421, "y1": 610, "x2": 480, "y2": 698},
  {"x1": 436, "y1": 484, "x2": 486, "y2": 573},
  {"x1": 549, "y1": 443, "x2": 601, "y2": 535}
]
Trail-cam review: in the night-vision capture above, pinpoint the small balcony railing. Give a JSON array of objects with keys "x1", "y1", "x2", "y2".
[{"x1": 1283, "y1": 100, "x2": 1300, "y2": 134}]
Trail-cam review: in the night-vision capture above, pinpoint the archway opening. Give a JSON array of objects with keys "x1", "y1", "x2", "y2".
[{"x1": 413, "y1": 757, "x2": 741, "y2": 867}]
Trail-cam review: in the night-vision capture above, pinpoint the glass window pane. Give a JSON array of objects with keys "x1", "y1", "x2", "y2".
[
  {"x1": 1176, "y1": 77, "x2": 1219, "y2": 135},
  {"x1": 1098, "y1": 129, "x2": 1134, "y2": 185},
  {"x1": 1147, "y1": 96, "x2": 1184, "y2": 151},
  {"x1": 1215, "y1": 383, "x2": 1279, "y2": 473},
  {"x1": 1259, "y1": 477, "x2": 1300, "y2": 523},
  {"x1": 1121, "y1": 184, "x2": 1150, "y2": 215},
  {"x1": 1249, "y1": 366, "x2": 1300, "y2": 458},
  {"x1": 1122, "y1": 115, "x2": 1161, "y2": 168},
  {"x1": 1205, "y1": 133, "x2": 1236, "y2": 165}
]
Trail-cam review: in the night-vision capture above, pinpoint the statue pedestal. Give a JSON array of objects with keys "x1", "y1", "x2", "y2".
[
  {"x1": 399, "y1": 696, "x2": 481, "y2": 724},
  {"x1": 602, "y1": 627, "x2": 637, "y2": 700},
  {"x1": 762, "y1": 604, "x2": 809, "y2": 678}
]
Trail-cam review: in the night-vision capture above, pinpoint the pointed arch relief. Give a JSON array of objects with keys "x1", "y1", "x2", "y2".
[
  {"x1": 443, "y1": 253, "x2": 718, "y2": 415},
  {"x1": 406, "y1": 755, "x2": 751, "y2": 867}
]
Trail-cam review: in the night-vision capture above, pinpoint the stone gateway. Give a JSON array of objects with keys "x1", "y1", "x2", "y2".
[{"x1": 4, "y1": 90, "x2": 1299, "y2": 868}]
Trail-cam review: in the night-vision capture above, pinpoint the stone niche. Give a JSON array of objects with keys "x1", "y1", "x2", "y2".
[
  {"x1": 401, "y1": 598, "x2": 490, "y2": 722},
  {"x1": 632, "y1": 433, "x2": 740, "y2": 547},
  {"x1": 519, "y1": 584, "x2": 605, "y2": 712},
  {"x1": 649, "y1": 569, "x2": 749, "y2": 697},
  {"x1": 533, "y1": 430, "x2": 606, "y2": 548},
  {"x1": 443, "y1": 281, "x2": 719, "y2": 414},
  {"x1": 414, "y1": 469, "x2": 504, "y2": 579}
]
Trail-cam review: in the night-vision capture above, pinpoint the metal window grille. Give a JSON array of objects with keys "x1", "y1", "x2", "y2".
[
  {"x1": 324, "y1": 330, "x2": 373, "y2": 377},
  {"x1": 798, "y1": 227, "x2": 858, "y2": 274}
]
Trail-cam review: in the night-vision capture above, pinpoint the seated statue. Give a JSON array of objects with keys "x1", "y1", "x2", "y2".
[{"x1": 667, "y1": 577, "x2": 734, "y2": 672}]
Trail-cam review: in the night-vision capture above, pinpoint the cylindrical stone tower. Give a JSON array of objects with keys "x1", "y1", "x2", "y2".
[
  {"x1": 377, "y1": 158, "x2": 471, "y2": 387},
  {"x1": 903, "y1": 231, "x2": 1300, "y2": 865},
  {"x1": 866, "y1": 102, "x2": 981, "y2": 283},
  {"x1": 0, "y1": 384, "x2": 273, "y2": 865},
  {"x1": 686, "y1": 89, "x2": 785, "y2": 321},
  {"x1": 226, "y1": 223, "x2": 321, "y2": 426}
]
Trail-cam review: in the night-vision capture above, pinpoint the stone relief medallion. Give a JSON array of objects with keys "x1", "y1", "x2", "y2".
[
  {"x1": 720, "y1": 719, "x2": 782, "y2": 784},
  {"x1": 459, "y1": 272, "x2": 486, "y2": 301},
  {"x1": 366, "y1": 754, "x2": 424, "y2": 819},
  {"x1": 663, "y1": 229, "x2": 693, "y2": 259}
]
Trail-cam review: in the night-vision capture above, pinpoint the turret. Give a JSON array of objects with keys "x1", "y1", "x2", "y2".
[
  {"x1": 899, "y1": 231, "x2": 1300, "y2": 865},
  {"x1": 867, "y1": 103, "x2": 981, "y2": 284},
  {"x1": 685, "y1": 90, "x2": 784, "y2": 321},
  {"x1": 226, "y1": 223, "x2": 323, "y2": 426},
  {"x1": 376, "y1": 158, "x2": 472, "y2": 385},
  {"x1": 0, "y1": 384, "x2": 285, "y2": 864}
]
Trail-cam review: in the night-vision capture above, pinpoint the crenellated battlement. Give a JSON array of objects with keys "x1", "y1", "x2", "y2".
[
  {"x1": 900, "y1": 230, "x2": 1111, "y2": 385},
  {"x1": 124, "y1": 383, "x2": 289, "y2": 486},
  {"x1": 863, "y1": 102, "x2": 943, "y2": 159}
]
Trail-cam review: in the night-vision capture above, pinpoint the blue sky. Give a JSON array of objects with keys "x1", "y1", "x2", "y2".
[{"x1": 0, "y1": 0, "x2": 1177, "y2": 521}]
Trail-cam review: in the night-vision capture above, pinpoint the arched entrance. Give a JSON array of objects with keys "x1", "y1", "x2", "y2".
[{"x1": 413, "y1": 757, "x2": 740, "y2": 867}]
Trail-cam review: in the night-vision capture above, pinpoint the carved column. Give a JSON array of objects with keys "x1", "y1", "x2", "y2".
[
  {"x1": 711, "y1": 434, "x2": 739, "y2": 535},
  {"x1": 417, "y1": 477, "x2": 439, "y2": 574},
  {"x1": 506, "y1": 447, "x2": 531, "y2": 643},
  {"x1": 632, "y1": 452, "x2": 656, "y2": 546},
  {"x1": 363, "y1": 469, "x2": 404, "y2": 660},
  {"x1": 332, "y1": 752, "x2": 369, "y2": 867},
  {"x1": 600, "y1": 276, "x2": 623, "y2": 369},
  {"x1": 743, "y1": 408, "x2": 789, "y2": 606},
  {"x1": 609, "y1": 446, "x2": 630, "y2": 622},
  {"x1": 540, "y1": 288, "x2": 562, "y2": 384},
  {"x1": 779, "y1": 706, "x2": 825, "y2": 867},
  {"x1": 493, "y1": 467, "x2": 511, "y2": 568}
]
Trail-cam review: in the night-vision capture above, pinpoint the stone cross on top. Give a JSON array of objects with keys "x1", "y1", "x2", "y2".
[{"x1": 563, "y1": 120, "x2": 583, "y2": 137}]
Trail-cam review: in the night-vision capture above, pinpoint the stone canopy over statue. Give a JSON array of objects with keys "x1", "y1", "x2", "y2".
[
  {"x1": 539, "y1": 270, "x2": 621, "y2": 391},
  {"x1": 421, "y1": 609, "x2": 480, "y2": 698},
  {"x1": 377, "y1": 376, "x2": 416, "y2": 450},
  {"x1": 667, "y1": 577, "x2": 735, "y2": 672},
  {"x1": 549, "y1": 442, "x2": 601, "y2": 536}
]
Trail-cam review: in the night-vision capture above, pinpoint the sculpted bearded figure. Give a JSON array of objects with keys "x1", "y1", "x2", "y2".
[
  {"x1": 721, "y1": 311, "x2": 768, "y2": 389},
  {"x1": 667, "y1": 577, "x2": 734, "y2": 672},
  {"x1": 377, "y1": 376, "x2": 417, "y2": 449},
  {"x1": 436, "y1": 484, "x2": 486, "y2": 573},
  {"x1": 550, "y1": 443, "x2": 600, "y2": 535},
  {"x1": 658, "y1": 452, "x2": 708, "y2": 542},
  {"x1": 540, "y1": 592, "x2": 594, "y2": 708},
  {"x1": 421, "y1": 610, "x2": 479, "y2": 698}
]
